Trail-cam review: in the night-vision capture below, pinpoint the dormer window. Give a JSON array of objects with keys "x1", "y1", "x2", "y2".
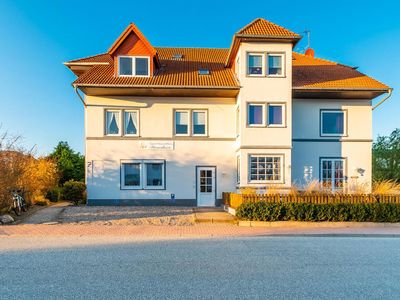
[{"x1": 118, "y1": 56, "x2": 150, "y2": 77}]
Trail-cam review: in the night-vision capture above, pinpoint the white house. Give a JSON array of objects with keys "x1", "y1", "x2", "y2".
[{"x1": 65, "y1": 18, "x2": 391, "y2": 206}]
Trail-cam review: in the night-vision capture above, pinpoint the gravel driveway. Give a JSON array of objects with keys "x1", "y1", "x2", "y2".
[{"x1": 59, "y1": 206, "x2": 195, "y2": 226}]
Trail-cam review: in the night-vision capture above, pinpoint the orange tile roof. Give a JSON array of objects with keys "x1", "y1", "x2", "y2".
[
  {"x1": 66, "y1": 53, "x2": 113, "y2": 64},
  {"x1": 292, "y1": 52, "x2": 388, "y2": 90},
  {"x1": 67, "y1": 49, "x2": 388, "y2": 91},
  {"x1": 71, "y1": 47, "x2": 239, "y2": 88},
  {"x1": 237, "y1": 18, "x2": 300, "y2": 38}
]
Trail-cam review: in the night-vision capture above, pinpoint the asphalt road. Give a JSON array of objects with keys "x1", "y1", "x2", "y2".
[{"x1": 1, "y1": 236, "x2": 400, "y2": 299}]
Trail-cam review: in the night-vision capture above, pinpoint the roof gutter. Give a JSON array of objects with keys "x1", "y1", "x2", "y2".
[
  {"x1": 372, "y1": 88, "x2": 393, "y2": 110},
  {"x1": 74, "y1": 86, "x2": 87, "y2": 107},
  {"x1": 73, "y1": 83, "x2": 240, "y2": 90}
]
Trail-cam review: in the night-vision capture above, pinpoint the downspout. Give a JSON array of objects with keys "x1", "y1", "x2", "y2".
[
  {"x1": 74, "y1": 85, "x2": 87, "y2": 107},
  {"x1": 372, "y1": 88, "x2": 393, "y2": 110}
]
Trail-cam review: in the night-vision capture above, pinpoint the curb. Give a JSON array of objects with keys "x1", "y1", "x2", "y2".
[{"x1": 238, "y1": 221, "x2": 400, "y2": 228}]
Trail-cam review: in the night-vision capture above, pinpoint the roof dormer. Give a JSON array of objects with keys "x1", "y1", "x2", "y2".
[{"x1": 108, "y1": 23, "x2": 160, "y2": 77}]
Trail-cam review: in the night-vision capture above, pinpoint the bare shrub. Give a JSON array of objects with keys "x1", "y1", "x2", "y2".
[{"x1": 0, "y1": 130, "x2": 59, "y2": 209}]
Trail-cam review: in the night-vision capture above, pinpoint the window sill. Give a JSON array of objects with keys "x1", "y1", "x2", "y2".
[
  {"x1": 248, "y1": 180, "x2": 284, "y2": 184},
  {"x1": 118, "y1": 75, "x2": 150, "y2": 78},
  {"x1": 320, "y1": 134, "x2": 347, "y2": 138}
]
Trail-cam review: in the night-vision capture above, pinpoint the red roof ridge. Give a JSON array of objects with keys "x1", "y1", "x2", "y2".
[
  {"x1": 236, "y1": 18, "x2": 300, "y2": 37},
  {"x1": 155, "y1": 46, "x2": 229, "y2": 50}
]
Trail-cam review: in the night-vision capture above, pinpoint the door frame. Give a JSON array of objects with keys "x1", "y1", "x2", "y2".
[
  {"x1": 319, "y1": 157, "x2": 347, "y2": 191},
  {"x1": 195, "y1": 166, "x2": 217, "y2": 206}
]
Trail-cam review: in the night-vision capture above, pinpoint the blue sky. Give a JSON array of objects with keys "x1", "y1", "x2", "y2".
[{"x1": 0, "y1": 0, "x2": 398, "y2": 155}]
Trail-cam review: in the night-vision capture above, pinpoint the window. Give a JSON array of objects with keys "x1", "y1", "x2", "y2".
[
  {"x1": 267, "y1": 54, "x2": 284, "y2": 76},
  {"x1": 105, "y1": 109, "x2": 140, "y2": 137},
  {"x1": 192, "y1": 111, "x2": 206, "y2": 135},
  {"x1": 145, "y1": 162, "x2": 163, "y2": 188},
  {"x1": 121, "y1": 160, "x2": 165, "y2": 189},
  {"x1": 135, "y1": 57, "x2": 149, "y2": 76},
  {"x1": 237, "y1": 156, "x2": 240, "y2": 184},
  {"x1": 267, "y1": 104, "x2": 284, "y2": 126},
  {"x1": 118, "y1": 56, "x2": 150, "y2": 77},
  {"x1": 198, "y1": 69, "x2": 210, "y2": 75},
  {"x1": 119, "y1": 57, "x2": 133, "y2": 76},
  {"x1": 321, "y1": 110, "x2": 346, "y2": 136},
  {"x1": 175, "y1": 111, "x2": 189, "y2": 135},
  {"x1": 172, "y1": 54, "x2": 183, "y2": 59},
  {"x1": 124, "y1": 111, "x2": 138, "y2": 136},
  {"x1": 247, "y1": 54, "x2": 263, "y2": 75},
  {"x1": 249, "y1": 155, "x2": 283, "y2": 182},
  {"x1": 105, "y1": 110, "x2": 120, "y2": 135},
  {"x1": 122, "y1": 163, "x2": 141, "y2": 188},
  {"x1": 174, "y1": 110, "x2": 208, "y2": 136},
  {"x1": 320, "y1": 158, "x2": 345, "y2": 191},
  {"x1": 248, "y1": 104, "x2": 264, "y2": 126}
]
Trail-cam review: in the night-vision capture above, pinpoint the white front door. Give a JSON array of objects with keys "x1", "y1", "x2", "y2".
[{"x1": 197, "y1": 167, "x2": 216, "y2": 207}]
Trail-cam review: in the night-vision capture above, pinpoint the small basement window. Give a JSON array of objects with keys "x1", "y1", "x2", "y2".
[{"x1": 198, "y1": 69, "x2": 210, "y2": 75}]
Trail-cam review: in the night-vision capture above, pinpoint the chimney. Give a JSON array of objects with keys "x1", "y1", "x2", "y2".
[{"x1": 305, "y1": 47, "x2": 315, "y2": 57}]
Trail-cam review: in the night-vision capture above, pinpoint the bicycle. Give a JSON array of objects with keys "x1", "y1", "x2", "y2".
[{"x1": 12, "y1": 191, "x2": 27, "y2": 216}]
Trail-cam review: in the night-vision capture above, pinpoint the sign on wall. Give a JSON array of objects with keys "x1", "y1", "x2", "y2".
[{"x1": 140, "y1": 141, "x2": 174, "y2": 150}]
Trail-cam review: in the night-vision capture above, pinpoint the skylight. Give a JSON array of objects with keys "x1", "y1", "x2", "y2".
[
  {"x1": 198, "y1": 69, "x2": 210, "y2": 75},
  {"x1": 172, "y1": 54, "x2": 183, "y2": 59}
]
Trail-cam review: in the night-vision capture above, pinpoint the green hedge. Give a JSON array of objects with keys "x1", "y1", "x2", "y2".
[
  {"x1": 236, "y1": 201, "x2": 400, "y2": 222},
  {"x1": 62, "y1": 180, "x2": 86, "y2": 205}
]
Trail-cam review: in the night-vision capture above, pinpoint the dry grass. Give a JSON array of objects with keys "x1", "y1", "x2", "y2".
[
  {"x1": 303, "y1": 180, "x2": 328, "y2": 194},
  {"x1": 346, "y1": 180, "x2": 369, "y2": 194},
  {"x1": 372, "y1": 180, "x2": 400, "y2": 195}
]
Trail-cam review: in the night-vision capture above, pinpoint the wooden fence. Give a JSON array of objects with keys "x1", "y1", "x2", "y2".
[{"x1": 222, "y1": 192, "x2": 400, "y2": 209}]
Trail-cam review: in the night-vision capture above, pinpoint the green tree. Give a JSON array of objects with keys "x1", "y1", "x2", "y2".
[
  {"x1": 373, "y1": 129, "x2": 400, "y2": 182},
  {"x1": 49, "y1": 142, "x2": 84, "y2": 184}
]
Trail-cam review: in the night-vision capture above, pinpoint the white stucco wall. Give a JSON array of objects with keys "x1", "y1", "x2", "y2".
[
  {"x1": 86, "y1": 139, "x2": 237, "y2": 202},
  {"x1": 84, "y1": 95, "x2": 238, "y2": 204},
  {"x1": 292, "y1": 99, "x2": 373, "y2": 191},
  {"x1": 234, "y1": 42, "x2": 293, "y2": 187}
]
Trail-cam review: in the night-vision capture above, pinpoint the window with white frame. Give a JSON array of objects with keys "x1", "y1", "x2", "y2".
[
  {"x1": 192, "y1": 110, "x2": 206, "y2": 135},
  {"x1": 237, "y1": 155, "x2": 240, "y2": 184},
  {"x1": 175, "y1": 111, "x2": 189, "y2": 135},
  {"x1": 106, "y1": 109, "x2": 140, "y2": 136},
  {"x1": 320, "y1": 158, "x2": 345, "y2": 191},
  {"x1": 321, "y1": 110, "x2": 346, "y2": 136},
  {"x1": 249, "y1": 155, "x2": 283, "y2": 182},
  {"x1": 118, "y1": 56, "x2": 150, "y2": 77},
  {"x1": 105, "y1": 110, "x2": 120, "y2": 135},
  {"x1": 248, "y1": 103, "x2": 264, "y2": 126},
  {"x1": 174, "y1": 110, "x2": 208, "y2": 136},
  {"x1": 267, "y1": 104, "x2": 285, "y2": 126},
  {"x1": 121, "y1": 160, "x2": 165, "y2": 189},
  {"x1": 247, "y1": 53, "x2": 263, "y2": 75},
  {"x1": 124, "y1": 111, "x2": 138, "y2": 136},
  {"x1": 267, "y1": 54, "x2": 284, "y2": 76}
]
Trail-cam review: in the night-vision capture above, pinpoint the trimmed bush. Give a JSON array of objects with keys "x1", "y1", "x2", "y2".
[
  {"x1": 45, "y1": 187, "x2": 62, "y2": 202},
  {"x1": 236, "y1": 201, "x2": 400, "y2": 222},
  {"x1": 62, "y1": 180, "x2": 86, "y2": 205}
]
